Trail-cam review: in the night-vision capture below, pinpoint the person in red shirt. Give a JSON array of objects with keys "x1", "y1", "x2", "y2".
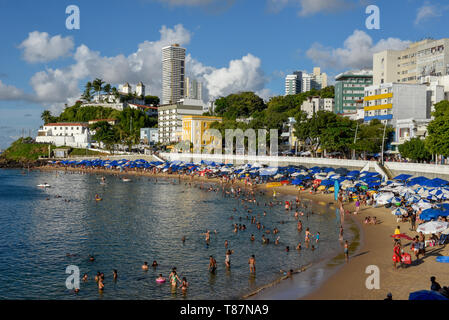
[{"x1": 393, "y1": 242, "x2": 402, "y2": 269}]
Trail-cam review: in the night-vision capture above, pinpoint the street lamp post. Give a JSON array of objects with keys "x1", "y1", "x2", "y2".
[
  {"x1": 352, "y1": 122, "x2": 359, "y2": 160},
  {"x1": 381, "y1": 121, "x2": 387, "y2": 166}
]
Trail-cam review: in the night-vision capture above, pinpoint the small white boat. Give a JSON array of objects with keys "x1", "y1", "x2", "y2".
[
  {"x1": 122, "y1": 178, "x2": 132, "y2": 182},
  {"x1": 37, "y1": 183, "x2": 51, "y2": 188}
]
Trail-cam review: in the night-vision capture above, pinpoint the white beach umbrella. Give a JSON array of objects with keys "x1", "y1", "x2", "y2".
[
  {"x1": 392, "y1": 207, "x2": 407, "y2": 216},
  {"x1": 417, "y1": 221, "x2": 449, "y2": 235},
  {"x1": 398, "y1": 187, "x2": 416, "y2": 197},
  {"x1": 375, "y1": 192, "x2": 394, "y2": 205}
]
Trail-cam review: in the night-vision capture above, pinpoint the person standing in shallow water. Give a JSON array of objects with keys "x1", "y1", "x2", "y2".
[
  {"x1": 248, "y1": 255, "x2": 256, "y2": 274},
  {"x1": 344, "y1": 240, "x2": 349, "y2": 263}
]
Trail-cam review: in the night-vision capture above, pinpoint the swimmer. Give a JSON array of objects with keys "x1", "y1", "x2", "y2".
[
  {"x1": 248, "y1": 255, "x2": 256, "y2": 274},
  {"x1": 275, "y1": 237, "x2": 280, "y2": 245},
  {"x1": 82, "y1": 273, "x2": 88, "y2": 282},
  {"x1": 152, "y1": 260, "x2": 158, "y2": 267},
  {"x1": 179, "y1": 277, "x2": 189, "y2": 292},
  {"x1": 225, "y1": 250, "x2": 234, "y2": 268},
  {"x1": 156, "y1": 274, "x2": 166, "y2": 283},
  {"x1": 209, "y1": 256, "x2": 217, "y2": 273},
  {"x1": 98, "y1": 278, "x2": 105, "y2": 291},
  {"x1": 285, "y1": 246, "x2": 290, "y2": 252},
  {"x1": 250, "y1": 234, "x2": 255, "y2": 241},
  {"x1": 142, "y1": 261, "x2": 149, "y2": 271},
  {"x1": 169, "y1": 268, "x2": 181, "y2": 286},
  {"x1": 296, "y1": 242, "x2": 302, "y2": 251},
  {"x1": 113, "y1": 269, "x2": 118, "y2": 280},
  {"x1": 224, "y1": 240, "x2": 229, "y2": 248},
  {"x1": 89, "y1": 255, "x2": 95, "y2": 262}
]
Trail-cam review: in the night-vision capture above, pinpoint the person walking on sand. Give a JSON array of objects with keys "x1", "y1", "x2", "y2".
[
  {"x1": 354, "y1": 198, "x2": 360, "y2": 215},
  {"x1": 339, "y1": 225, "x2": 344, "y2": 242},
  {"x1": 393, "y1": 241, "x2": 402, "y2": 269},
  {"x1": 248, "y1": 255, "x2": 256, "y2": 274},
  {"x1": 344, "y1": 240, "x2": 349, "y2": 263}
]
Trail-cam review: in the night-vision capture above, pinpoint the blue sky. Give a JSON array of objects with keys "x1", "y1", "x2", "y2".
[{"x1": 0, "y1": 0, "x2": 448, "y2": 149}]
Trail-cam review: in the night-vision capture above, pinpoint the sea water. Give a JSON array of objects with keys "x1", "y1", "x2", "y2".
[{"x1": 0, "y1": 169, "x2": 344, "y2": 300}]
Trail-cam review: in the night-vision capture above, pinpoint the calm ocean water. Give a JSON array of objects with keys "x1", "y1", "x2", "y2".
[{"x1": 0, "y1": 168, "x2": 344, "y2": 300}]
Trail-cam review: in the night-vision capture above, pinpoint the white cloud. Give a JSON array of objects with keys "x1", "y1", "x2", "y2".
[
  {"x1": 187, "y1": 54, "x2": 267, "y2": 99},
  {"x1": 306, "y1": 30, "x2": 411, "y2": 70},
  {"x1": 266, "y1": 0, "x2": 354, "y2": 16},
  {"x1": 415, "y1": 2, "x2": 444, "y2": 25},
  {"x1": 19, "y1": 31, "x2": 74, "y2": 63},
  {"x1": 0, "y1": 80, "x2": 27, "y2": 101},
  {"x1": 4, "y1": 24, "x2": 268, "y2": 113},
  {"x1": 23, "y1": 24, "x2": 192, "y2": 112}
]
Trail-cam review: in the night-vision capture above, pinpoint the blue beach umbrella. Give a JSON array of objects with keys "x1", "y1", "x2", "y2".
[{"x1": 409, "y1": 290, "x2": 448, "y2": 300}]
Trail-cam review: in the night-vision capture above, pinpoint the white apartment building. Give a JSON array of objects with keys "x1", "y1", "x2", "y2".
[
  {"x1": 421, "y1": 75, "x2": 449, "y2": 111},
  {"x1": 373, "y1": 38, "x2": 449, "y2": 85},
  {"x1": 394, "y1": 118, "x2": 431, "y2": 146},
  {"x1": 36, "y1": 123, "x2": 91, "y2": 148},
  {"x1": 162, "y1": 44, "x2": 186, "y2": 105},
  {"x1": 300, "y1": 97, "x2": 334, "y2": 117},
  {"x1": 363, "y1": 83, "x2": 430, "y2": 127},
  {"x1": 285, "y1": 67, "x2": 328, "y2": 95},
  {"x1": 158, "y1": 101, "x2": 204, "y2": 144},
  {"x1": 285, "y1": 72, "x2": 302, "y2": 95}
]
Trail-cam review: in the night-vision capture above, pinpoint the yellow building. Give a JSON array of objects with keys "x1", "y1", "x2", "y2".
[{"x1": 182, "y1": 115, "x2": 222, "y2": 150}]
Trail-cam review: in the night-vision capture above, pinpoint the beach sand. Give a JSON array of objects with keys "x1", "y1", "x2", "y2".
[{"x1": 37, "y1": 165, "x2": 449, "y2": 300}]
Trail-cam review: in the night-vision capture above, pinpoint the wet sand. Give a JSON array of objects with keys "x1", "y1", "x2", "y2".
[{"x1": 38, "y1": 165, "x2": 449, "y2": 300}]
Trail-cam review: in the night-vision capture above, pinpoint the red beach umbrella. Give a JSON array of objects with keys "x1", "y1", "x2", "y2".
[{"x1": 390, "y1": 234, "x2": 413, "y2": 241}]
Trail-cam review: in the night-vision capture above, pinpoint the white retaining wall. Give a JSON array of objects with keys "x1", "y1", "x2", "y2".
[{"x1": 159, "y1": 153, "x2": 449, "y2": 179}]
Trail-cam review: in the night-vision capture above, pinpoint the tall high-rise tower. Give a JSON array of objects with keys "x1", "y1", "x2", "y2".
[{"x1": 162, "y1": 44, "x2": 186, "y2": 105}]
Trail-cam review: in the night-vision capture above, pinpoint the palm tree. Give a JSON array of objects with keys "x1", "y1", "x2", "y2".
[
  {"x1": 92, "y1": 78, "x2": 105, "y2": 102},
  {"x1": 103, "y1": 84, "x2": 111, "y2": 103},
  {"x1": 41, "y1": 110, "x2": 53, "y2": 124},
  {"x1": 83, "y1": 81, "x2": 93, "y2": 102},
  {"x1": 111, "y1": 87, "x2": 120, "y2": 103}
]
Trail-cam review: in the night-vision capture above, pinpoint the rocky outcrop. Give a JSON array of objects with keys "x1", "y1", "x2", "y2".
[{"x1": 0, "y1": 157, "x2": 47, "y2": 169}]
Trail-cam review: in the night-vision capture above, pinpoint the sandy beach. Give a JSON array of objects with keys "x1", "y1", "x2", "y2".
[{"x1": 37, "y1": 165, "x2": 449, "y2": 300}]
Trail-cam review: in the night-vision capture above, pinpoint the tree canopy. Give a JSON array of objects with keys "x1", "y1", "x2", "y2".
[{"x1": 425, "y1": 100, "x2": 449, "y2": 157}]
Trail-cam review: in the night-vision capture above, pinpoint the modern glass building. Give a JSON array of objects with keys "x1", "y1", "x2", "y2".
[{"x1": 335, "y1": 70, "x2": 373, "y2": 114}]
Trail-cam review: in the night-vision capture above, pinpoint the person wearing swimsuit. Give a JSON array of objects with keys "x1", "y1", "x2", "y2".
[
  {"x1": 225, "y1": 250, "x2": 234, "y2": 268},
  {"x1": 209, "y1": 256, "x2": 217, "y2": 273},
  {"x1": 169, "y1": 268, "x2": 181, "y2": 286}
]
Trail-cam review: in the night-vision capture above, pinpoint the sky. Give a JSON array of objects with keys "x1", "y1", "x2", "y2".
[{"x1": 0, "y1": 0, "x2": 448, "y2": 149}]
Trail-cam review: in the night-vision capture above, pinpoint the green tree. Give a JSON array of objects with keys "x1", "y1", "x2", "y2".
[
  {"x1": 92, "y1": 78, "x2": 105, "y2": 101},
  {"x1": 353, "y1": 119, "x2": 394, "y2": 155},
  {"x1": 90, "y1": 121, "x2": 118, "y2": 152},
  {"x1": 214, "y1": 92, "x2": 266, "y2": 119},
  {"x1": 41, "y1": 110, "x2": 56, "y2": 124},
  {"x1": 144, "y1": 95, "x2": 160, "y2": 106},
  {"x1": 425, "y1": 100, "x2": 449, "y2": 157},
  {"x1": 399, "y1": 138, "x2": 432, "y2": 162}
]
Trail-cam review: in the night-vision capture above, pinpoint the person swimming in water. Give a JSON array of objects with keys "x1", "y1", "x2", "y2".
[
  {"x1": 152, "y1": 260, "x2": 158, "y2": 267},
  {"x1": 209, "y1": 256, "x2": 217, "y2": 273},
  {"x1": 113, "y1": 269, "x2": 118, "y2": 281},
  {"x1": 179, "y1": 277, "x2": 188, "y2": 292},
  {"x1": 156, "y1": 274, "x2": 166, "y2": 283},
  {"x1": 142, "y1": 262, "x2": 149, "y2": 271}
]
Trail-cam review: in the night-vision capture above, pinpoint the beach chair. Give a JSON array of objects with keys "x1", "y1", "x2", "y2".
[{"x1": 438, "y1": 234, "x2": 448, "y2": 245}]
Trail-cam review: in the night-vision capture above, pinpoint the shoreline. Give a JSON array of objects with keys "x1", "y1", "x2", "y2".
[
  {"x1": 21, "y1": 166, "x2": 449, "y2": 300},
  {"x1": 33, "y1": 165, "x2": 364, "y2": 300}
]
